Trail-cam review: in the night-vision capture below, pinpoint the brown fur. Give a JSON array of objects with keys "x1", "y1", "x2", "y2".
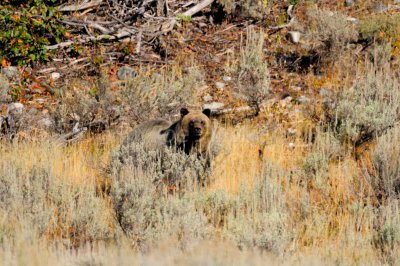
[
  {"x1": 171, "y1": 108, "x2": 212, "y2": 157},
  {"x1": 123, "y1": 108, "x2": 212, "y2": 157}
]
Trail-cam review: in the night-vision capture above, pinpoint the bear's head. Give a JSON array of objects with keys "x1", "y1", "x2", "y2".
[{"x1": 180, "y1": 107, "x2": 211, "y2": 141}]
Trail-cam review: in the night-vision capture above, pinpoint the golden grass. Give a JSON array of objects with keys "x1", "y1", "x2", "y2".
[
  {"x1": 211, "y1": 124, "x2": 262, "y2": 192},
  {"x1": 0, "y1": 122, "x2": 399, "y2": 265}
]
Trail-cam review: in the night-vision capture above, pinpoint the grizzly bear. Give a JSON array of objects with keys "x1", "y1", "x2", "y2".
[{"x1": 122, "y1": 107, "x2": 212, "y2": 159}]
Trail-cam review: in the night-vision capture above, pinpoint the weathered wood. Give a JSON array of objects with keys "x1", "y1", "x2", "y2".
[
  {"x1": 45, "y1": 29, "x2": 136, "y2": 50},
  {"x1": 269, "y1": 5, "x2": 295, "y2": 30},
  {"x1": 57, "y1": 0, "x2": 104, "y2": 12},
  {"x1": 60, "y1": 19, "x2": 112, "y2": 34},
  {"x1": 182, "y1": 0, "x2": 214, "y2": 17}
]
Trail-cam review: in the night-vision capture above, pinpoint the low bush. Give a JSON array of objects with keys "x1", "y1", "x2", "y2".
[
  {"x1": 333, "y1": 60, "x2": 400, "y2": 145},
  {"x1": 304, "y1": 8, "x2": 358, "y2": 65},
  {"x1": 217, "y1": 0, "x2": 269, "y2": 20},
  {"x1": 0, "y1": 142, "x2": 113, "y2": 248},
  {"x1": 121, "y1": 64, "x2": 204, "y2": 123},
  {"x1": 0, "y1": 0, "x2": 65, "y2": 65},
  {"x1": 368, "y1": 127, "x2": 400, "y2": 200},
  {"x1": 229, "y1": 27, "x2": 270, "y2": 115}
]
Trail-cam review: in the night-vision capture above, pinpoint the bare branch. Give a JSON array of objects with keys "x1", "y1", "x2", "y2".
[
  {"x1": 57, "y1": 0, "x2": 104, "y2": 12},
  {"x1": 182, "y1": 0, "x2": 214, "y2": 17},
  {"x1": 45, "y1": 29, "x2": 136, "y2": 50},
  {"x1": 269, "y1": 5, "x2": 295, "y2": 30}
]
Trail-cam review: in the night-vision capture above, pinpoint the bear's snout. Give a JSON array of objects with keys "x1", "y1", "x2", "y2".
[{"x1": 194, "y1": 127, "x2": 202, "y2": 135}]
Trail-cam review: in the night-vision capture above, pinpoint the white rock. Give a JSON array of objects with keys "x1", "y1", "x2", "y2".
[
  {"x1": 37, "y1": 117, "x2": 54, "y2": 129},
  {"x1": 35, "y1": 98, "x2": 45, "y2": 104},
  {"x1": 7, "y1": 102, "x2": 24, "y2": 116},
  {"x1": 346, "y1": 17, "x2": 359, "y2": 24},
  {"x1": 222, "y1": 76, "x2": 232, "y2": 82},
  {"x1": 215, "y1": 82, "x2": 225, "y2": 89},
  {"x1": 290, "y1": 86, "x2": 302, "y2": 92},
  {"x1": 288, "y1": 142, "x2": 295, "y2": 150},
  {"x1": 203, "y1": 102, "x2": 224, "y2": 112},
  {"x1": 50, "y1": 72, "x2": 61, "y2": 81},
  {"x1": 288, "y1": 31, "x2": 301, "y2": 43},
  {"x1": 296, "y1": 95, "x2": 311, "y2": 105},
  {"x1": 287, "y1": 128, "x2": 297, "y2": 136},
  {"x1": 345, "y1": 0, "x2": 355, "y2": 7},
  {"x1": 203, "y1": 94, "x2": 213, "y2": 102},
  {"x1": 372, "y1": 3, "x2": 388, "y2": 12}
]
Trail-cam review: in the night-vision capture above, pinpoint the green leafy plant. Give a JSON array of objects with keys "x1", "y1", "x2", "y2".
[
  {"x1": 177, "y1": 14, "x2": 192, "y2": 23},
  {"x1": 0, "y1": 0, "x2": 65, "y2": 65}
]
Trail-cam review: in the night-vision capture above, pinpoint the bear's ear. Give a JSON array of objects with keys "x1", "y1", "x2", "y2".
[
  {"x1": 202, "y1": 108, "x2": 211, "y2": 118},
  {"x1": 180, "y1": 107, "x2": 189, "y2": 118}
]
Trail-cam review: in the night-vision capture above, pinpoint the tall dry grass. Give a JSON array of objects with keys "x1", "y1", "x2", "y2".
[{"x1": 0, "y1": 120, "x2": 399, "y2": 265}]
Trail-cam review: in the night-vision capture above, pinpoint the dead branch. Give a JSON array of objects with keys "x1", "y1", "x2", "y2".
[
  {"x1": 57, "y1": 0, "x2": 104, "y2": 12},
  {"x1": 57, "y1": 128, "x2": 87, "y2": 146},
  {"x1": 269, "y1": 5, "x2": 295, "y2": 30},
  {"x1": 60, "y1": 19, "x2": 112, "y2": 34},
  {"x1": 182, "y1": 0, "x2": 214, "y2": 17},
  {"x1": 45, "y1": 29, "x2": 136, "y2": 50}
]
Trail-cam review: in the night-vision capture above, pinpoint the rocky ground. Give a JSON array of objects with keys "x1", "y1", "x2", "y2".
[{"x1": 1, "y1": 0, "x2": 398, "y2": 143}]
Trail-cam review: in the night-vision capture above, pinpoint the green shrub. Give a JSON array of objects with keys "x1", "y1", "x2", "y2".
[
  {"x1": 121, "y1": 65, "x2": 204, "y2": 123},
  {"x1": 373, "y1": 200, "x2": 400, "y2": 265},
  {"x1": 333, "y1": 60, "x2": 400, "y2": 145},
  {"x1": 229, "y1": 27, "x2": 270, "y2": 115},
  {"x1": 368, "y1": 127, "x2": 400, "y2": 199},
  {"x1": 221, "y1": 161, "x2": 290, "y2": 253},
  {"x1": 359, "y1": 14, "x2": 400, "y2": 41},
  {"x1": 110, "y1": 145, "x2": 212, "y2": 250},
  {"x1": 305, "y1": 8, "x2": 358, "y2": 63},
  {"x1": 217, "y1": 0, "x2": 269, "y2": 19},
  {"x1": 0, "y1": 0, "x2": 65, "y2": 65},
  {"x1": 110, "y1": 136, "x2": 290, "y2": 253},
  {"x1": 0, "y1": 149, "x2": 113, "y2": 247}
]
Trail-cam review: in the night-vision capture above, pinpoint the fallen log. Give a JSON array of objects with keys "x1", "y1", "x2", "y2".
[
  {"x1": 182, "y1": 0, "x2": 214, "y2": 17},
  {"x1": 57, "y1": 0, "x2": 104, "y2": 12},
  {"x1": 45, "y1": 29, "x2": 136, "y2": 50}
]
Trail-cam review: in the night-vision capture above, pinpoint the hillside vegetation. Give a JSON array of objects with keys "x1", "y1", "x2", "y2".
[{"x1": 1, "y1": 0, "x2": 400, "y2": 265}]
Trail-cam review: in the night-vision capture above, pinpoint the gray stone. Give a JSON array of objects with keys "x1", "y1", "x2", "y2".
[
  {"x1": 50, "y1": 72, "x2": 61, "y2": 81},
  {"x1": 35, "y1": 98, "x2": 45, "y2": 104},
  {"x1": 203, "y1": 102, "x2": 224, "y2": 112},
  {"x1": 290, "y1": 86, "x2": 302, "y2": 92},
  {"x1": 37, "y1": 117, "x2": 54, "y2": 129},
  {"x1": 287, "y1": 128, "x2": 297, "y2": 137},
  {"x1": 323, "y1": 98, "x2": 336, "y2": 109},
  {"x1": 222, "y1": 76, "x2": 232, "y2": 82},
  {"x1": 288, "y1": 31, "x2": 301, "y2": 43},
  {"x1": 282, "y1": 96, "x2": 293, "y2": 102},
  {"x1": 319, "y1": 88, "x2": 331, "y2": 97},
  {"x1": 296, "y1": 95, "x2": 311, "y2": 105},
  {"x1": 117, "y1": 66, "x2": 136, "y2": 80},
  {"x1": 372, "y1": 2, "x2": 388, "y2": 12},
  {"x1": 346, "y1": 17, "x2": 359, "y2": 24},
  {"x1": 203, "y1": 94, "x2": 213, "y2": 102},
  {"x1": 345, "y1": 0, "x2": 355, "y2": 7},
  {"x1": 215, "y1": 82, "x2": 225, "y2": 90},
  {"x1": 28, "y1": 108, "x2": 38, "y2": 115},
  {"x1": 7, "y1": 102, "x2": 24, "y2": 116},
  {"x1": 1, "y1": 66, "x2": 18, "y2": 79}
]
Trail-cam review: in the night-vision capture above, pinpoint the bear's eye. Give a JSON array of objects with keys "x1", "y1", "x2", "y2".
[
  {"x1": 201, "y1": 120, "x2": 205, "y2": 125},
  {"x1": 189, "y1": 121, "x2": 194, "y2": 127}
]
